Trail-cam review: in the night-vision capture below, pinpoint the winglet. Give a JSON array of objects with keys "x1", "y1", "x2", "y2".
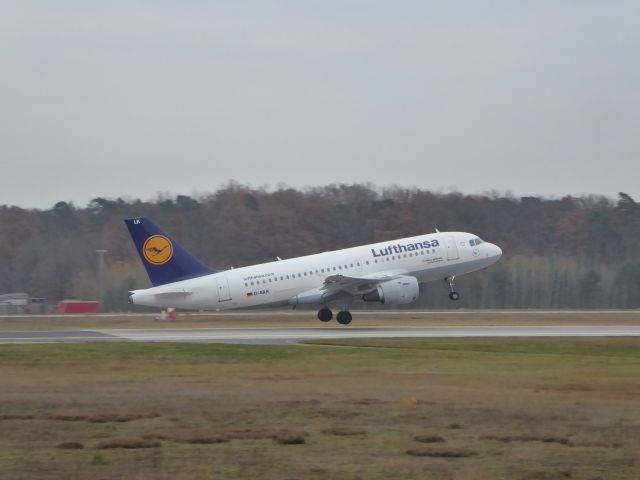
[{"x1": 125, "y1": 217, "x2": 217, "y2": 286}]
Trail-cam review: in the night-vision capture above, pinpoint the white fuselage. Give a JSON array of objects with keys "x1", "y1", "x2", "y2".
[{"x1": 129, "y1": 231, "x2": 502, "y2": 310}]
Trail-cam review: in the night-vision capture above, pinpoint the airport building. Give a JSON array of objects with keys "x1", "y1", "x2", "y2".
[
  {"x1": 0, "y1": 293, "x2": 98, "y2": 314},
  {"x1": 0, "y1": 293, "x2": 48, "y2": 314}
]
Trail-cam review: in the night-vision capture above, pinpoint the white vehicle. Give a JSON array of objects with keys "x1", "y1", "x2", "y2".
[{"x1": 126, "y1": 217, "x2": 502, "y2": 324}]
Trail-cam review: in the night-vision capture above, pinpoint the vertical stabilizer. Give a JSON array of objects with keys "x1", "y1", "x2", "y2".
[{"x1": 125, "y1": 217, "x2": 217, "y2": 286}]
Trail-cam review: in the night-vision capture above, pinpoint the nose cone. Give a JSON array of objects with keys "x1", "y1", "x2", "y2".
[{"x1": 490, "y1": 243, "x2": 502, "y2": 261}]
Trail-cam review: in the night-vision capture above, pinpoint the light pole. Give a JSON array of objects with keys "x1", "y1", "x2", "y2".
[{"x1": 96, "y1": 249, "x2": 108, "y2": 308}]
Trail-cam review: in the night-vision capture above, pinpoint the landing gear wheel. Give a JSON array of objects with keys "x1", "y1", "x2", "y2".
[
  {"x1": 317, "y1": 307, "x2": 333, "y2": 322},
  {"x1": 336, "y1": 311, "x2": 352, "y2": 325},
  {"x1": 444, "y1": 276, "x2": 460, "y2": 301}
]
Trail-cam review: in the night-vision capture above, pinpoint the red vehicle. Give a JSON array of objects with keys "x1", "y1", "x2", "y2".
[{"x1": 58, "y1": 301, "x2": 100, "y2": 314}]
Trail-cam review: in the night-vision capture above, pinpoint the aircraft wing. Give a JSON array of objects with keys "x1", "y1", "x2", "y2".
[
  {"x1": 291, "y1": 270, "x2": 412, "y2": 305},
  {"x1": 321, "y1": 271, "x2": 407, "y2": 297}
]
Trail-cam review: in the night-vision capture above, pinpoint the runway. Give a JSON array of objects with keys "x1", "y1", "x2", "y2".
[{"x1": 2, "y1": 325, "x2": 640, "y2": 344}]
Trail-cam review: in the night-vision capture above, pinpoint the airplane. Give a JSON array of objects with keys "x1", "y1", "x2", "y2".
[{"x1": 125, "y1": 217, "x2": 502, "y2": 324}]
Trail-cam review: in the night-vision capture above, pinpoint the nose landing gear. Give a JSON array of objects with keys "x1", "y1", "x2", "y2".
[{"x1": 445, "y1": 276, "x2": 461, "y2": 301}]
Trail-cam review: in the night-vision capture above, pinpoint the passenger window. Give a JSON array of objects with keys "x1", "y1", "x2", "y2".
[
  {"x1": 386, "y1": 257, "x2": 390, "y2": 261},
  {"x1": 365, "y1": 261, "x2": 369, "y2": 265},
  {"x1": 350, "y1": 263, "x2": 354, "y2": 268},
  {"x1": 268, "y1": 278, "x2": 272, "y2": 282},
  {"x1": 404, "y1": 254, "x2": 407, "y2": 258},
  {"x1": 357, "y1": 262, "x2": 361, "y2": 266}
]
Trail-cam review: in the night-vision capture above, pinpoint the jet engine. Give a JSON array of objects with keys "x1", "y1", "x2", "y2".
[{"x1": 362, "y1": 276, "x2": 419, "y2": 305}]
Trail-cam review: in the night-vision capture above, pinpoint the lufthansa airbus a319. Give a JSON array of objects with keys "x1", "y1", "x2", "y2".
[{"x1": 126, "y1": 218, "x2": 502, "y2": 324}]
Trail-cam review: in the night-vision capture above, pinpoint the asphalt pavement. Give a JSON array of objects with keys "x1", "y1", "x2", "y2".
[{"x1": 1, "y1": 325, "x2": 640, "y2": 344}]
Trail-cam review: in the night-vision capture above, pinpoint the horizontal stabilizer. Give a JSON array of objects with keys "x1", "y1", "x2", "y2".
[{"x1": 153, "y1": 290, "x2": 193, "y2": 298}]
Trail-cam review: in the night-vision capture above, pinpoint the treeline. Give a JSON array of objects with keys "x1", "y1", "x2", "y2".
[{"x1": 1, "y1": 184, "x2": 639, "y2": 310}]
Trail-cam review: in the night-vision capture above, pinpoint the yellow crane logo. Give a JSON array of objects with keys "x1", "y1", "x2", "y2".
[{"x1": 143, "y1": 235, "x2": 174, "y2": 265}]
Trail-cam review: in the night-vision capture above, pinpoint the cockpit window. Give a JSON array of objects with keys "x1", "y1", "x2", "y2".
[{"x1": 470, "y1": 238, "x2": 484, "y2": 246}]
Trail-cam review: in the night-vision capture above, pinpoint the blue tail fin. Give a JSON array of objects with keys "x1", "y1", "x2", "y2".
[{"x1": 125, "y1": 217, "x2": 217, "y2": 286}]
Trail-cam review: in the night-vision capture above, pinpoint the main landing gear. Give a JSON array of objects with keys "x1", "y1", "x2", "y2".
[
  {"x1": 445, "y1": 276, "x2": 461, "y2": 301},
  {"x1": 317, "y1": 307, "x2": 332, "y2": 322},
  {"x1": 336, "y1": 311, "x2": 352, "y2": 325},
  {"x1": 317, "y1": 308, "x2": 352, "y2": 325}
]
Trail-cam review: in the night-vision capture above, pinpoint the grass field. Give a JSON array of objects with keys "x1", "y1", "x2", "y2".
[
  {"x1": 1, "y1": 309, "x2": 639, "y2": 331},
  {"x1": 1, "y1": 337, "x2": 640, "y2": 479}
]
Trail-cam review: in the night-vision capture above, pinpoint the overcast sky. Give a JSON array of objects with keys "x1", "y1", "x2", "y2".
[{"x1": 1, "y1": 1, "x2": 638, "y2": 208}]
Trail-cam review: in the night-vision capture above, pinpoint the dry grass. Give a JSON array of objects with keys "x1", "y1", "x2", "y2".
[
  {"x1": 322, "y1": 427, "x2": 368, "y2": 436},
  {"x1": 413, "y1": 434, "x2": 445, "y2": 443},
  {"x1": 406, "y1": 447, "x2": 476, "y2": 457},
  {"x1": 144, "y1": 428, "x2": 308, "y2": 445},
  {"x1": 95, "y1": 438, "x2": 161, "y2": 449},
  {"x1": 1, "y1": 338, "x2": 639, "y2": 479},
  {"x1": 46, "y1": 413, "x2": 86, "y2": 421},
  {"x1": 274, "y1": 433, "x2": 306, "y2": 445},
  {"x1": 55, "y1": 442, "x2": 84, "y2": 449},
  {"x1": 87, "y1": 412, "x2": 160, "y2": 423},
  {"x1": 47, "y1": 412, "x2": 159, "y2": 423},
  {"x1": 481, "y1": 434, "x2": 572, "y2": 446},
  {"x1": 1, "y1": 309, "x2": 639, "y2": 331},
  {"x1": 481, "y1": 434, "x2": 625, "y2": 449},
  {"x1": 0, "y1": 414, "x2": 33, "y2": 420}
]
